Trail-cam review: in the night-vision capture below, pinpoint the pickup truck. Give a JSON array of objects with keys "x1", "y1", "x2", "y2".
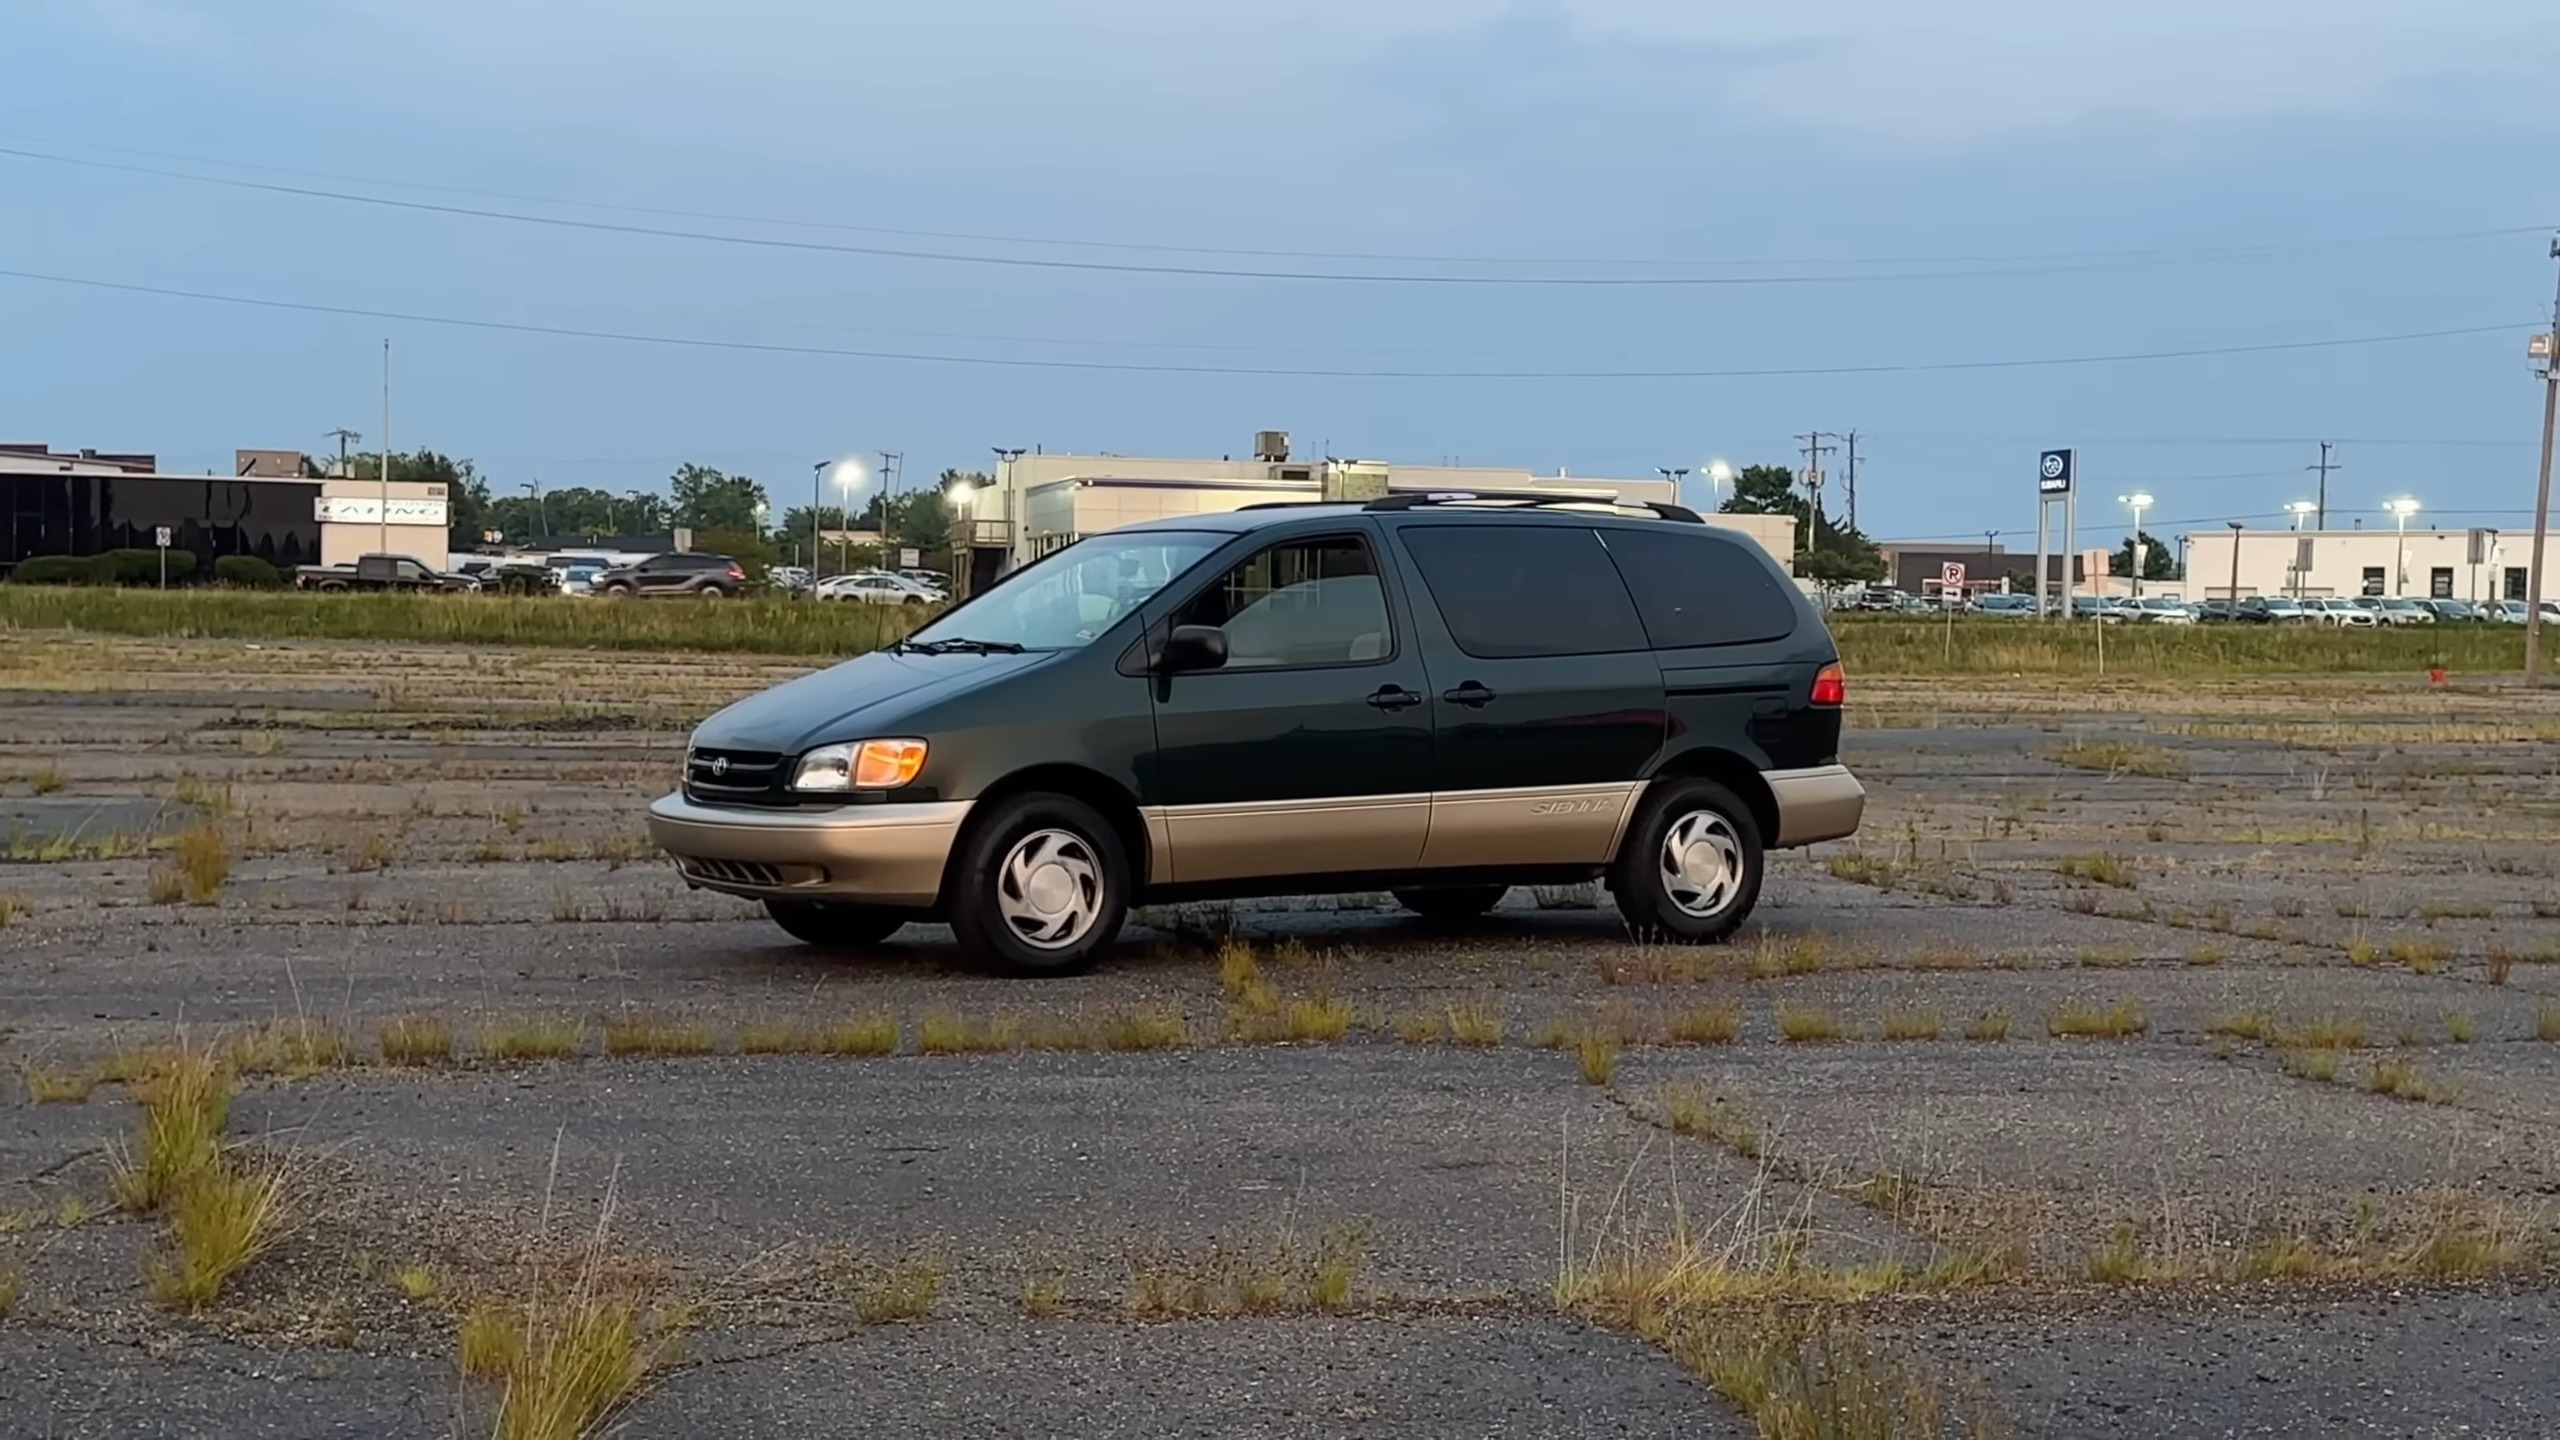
[{"x1": 293, "y1": 554, "x2": 478, "y2": 593}]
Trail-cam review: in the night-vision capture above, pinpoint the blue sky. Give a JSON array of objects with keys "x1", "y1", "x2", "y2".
[{"x1": 6, "y1": 1, "x2": 2558, "y2": 546}]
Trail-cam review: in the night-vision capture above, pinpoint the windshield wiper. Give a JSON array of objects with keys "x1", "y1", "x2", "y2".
[{"x1": 896, "y1": 637, "x2": 1026, "y2": 655}]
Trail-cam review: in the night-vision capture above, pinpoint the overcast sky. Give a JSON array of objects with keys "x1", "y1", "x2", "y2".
[{"x1": 7, "y1": 1, "x2": 2558, "y2": 543}]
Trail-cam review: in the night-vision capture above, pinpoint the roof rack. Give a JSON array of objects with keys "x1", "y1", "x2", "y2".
[{"x1": 1361, "y1": 492, "x2": 1705, "y2": 523}]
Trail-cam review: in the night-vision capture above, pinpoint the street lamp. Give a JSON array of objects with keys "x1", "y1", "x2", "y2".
[
  {"x1": 2386, "y1": 497, "x2": 2422, "y2": 596},
  {"x1": 834, "y1": 460, "x2": 868, "y2": 574},
  {"x1": 813, "y1": 458, "x2": 864, "y2": 578},
  {"x1": 520, "y1": 481, "x2": 547, "y2": 544},
  {"x1": 2117, "y1": 492, "x2": 2154, "y2": 599},
  {"x1": 1704, "y1": 459, "x2": 1735, "y2": 509},
  {"x1": 2285, "y1": 501, "x2": 2317, "y2": 531}
]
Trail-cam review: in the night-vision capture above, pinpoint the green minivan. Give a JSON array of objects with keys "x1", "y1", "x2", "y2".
[{"x1": 646, "y1": 495, "x2": 1863, "y2": 974}]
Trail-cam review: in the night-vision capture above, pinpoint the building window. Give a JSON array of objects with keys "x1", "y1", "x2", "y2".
[
  {"x1": 2429, "y1": 567, "x2": 2453, "y2": 600},
  {"x1": 2508, "y1": 567, "x2": 2530, "y2": 601},
  {"x1": 2360, "y1": 566, "x2": 2386, "y2": 597}
]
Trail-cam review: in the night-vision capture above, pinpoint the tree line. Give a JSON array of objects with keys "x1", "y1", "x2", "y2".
[{"x1": 331, "y1": 452, "x2": 983, "y2": 571}]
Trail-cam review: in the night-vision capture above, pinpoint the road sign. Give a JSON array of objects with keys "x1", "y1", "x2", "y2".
[
  {"x1": 1940, "y1": 561, "x2": 1966, "y2": 588},
  {"x1": 154, "y1": 526, "x2": 172, "y2": 548},
  {"x1": 899, "y1": 547, "x2": 921, "y2": 569},
  {"x1": 2038, "y1": 450, "x2": 2074, "y2": 495}
]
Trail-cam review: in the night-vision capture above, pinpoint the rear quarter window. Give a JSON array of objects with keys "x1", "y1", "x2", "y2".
[
  {"x1": 1598, "y1": 528, "x2": 1800, "y2": 649},
  {"x1": 1395, "y1": 525, "x2": 1649, "y2": 658}
]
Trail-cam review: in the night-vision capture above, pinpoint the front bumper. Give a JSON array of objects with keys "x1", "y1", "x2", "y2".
[
  {"x1": 644, "y1": 793, "x2": 971, "y2": 908},
  {"x1": 1765, "y1": 765, "x2": 1866, "y2": 849}
]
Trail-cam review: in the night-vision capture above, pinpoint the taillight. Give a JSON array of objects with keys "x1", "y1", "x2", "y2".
[
  {"x1": 1809, "y1": 662, "x2": 1846, "y2": 707},
  {"x1": 728, "y1": 565, "x2": 744, "y2": 579}
]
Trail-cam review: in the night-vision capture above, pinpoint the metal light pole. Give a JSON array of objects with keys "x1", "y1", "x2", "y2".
[
  {"x1": 378, "y1": 340, "x2": 392, "y2": 556},
  {"x1": 2527, "y1": 234, "x2": 2560, "y2": 686},
  {"x1": 2386, "y1": 498, "x2": 2421, "y2": 597},
  {"x1": 2226, "y1": 522, "x2": 2244, "y2": 607},
  {"x1": 2118, "y1": 492, "x2": 2154, "y2": 600}
]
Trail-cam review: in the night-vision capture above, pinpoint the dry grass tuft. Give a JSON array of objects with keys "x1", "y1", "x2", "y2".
[
  {"x1": 163, "y1": 823, "x2": 231, "y2": 905},
  {"x1": 146, "y1": 1159, "x2": 288, "y2": 1312},
  {"x1": 2186, "y1": 944, "x2": 2227, "y2": 967},
  {"x1": 1879, "y1": 1008, "x2": 1944, "y2": 1042},
  {"x1": 482, "y1": 1022, "x2": 583, "y2": 1063},
  {"x1": 2076, "y1": 944, "x2": 2137, "y2": 969},
  {"x1": 2280, "y1": 1048, "x2": 2341, "y2": 1082},
  {"x1": 2049, "y1": 738, "x2": 2186, "y2": 779},
  {"x1": 2206, "y1": 1012, "x2": 2273, "y2": 1042},
  {"x1": 848, "y1": 1254, "x2": 948, "y2": 1325},
  {"x1": 1393, "y1": 1010, "x2": 1444, "y2": 1044},
  {"x1": 1775, "y1": 1005, "x2": 1846, "y2": 1044},
  {"x1": 1576, "y1": 1031, "x2": 1619, "y2": 1086},
  {"x1": 2047, "y1": 1001, "x2": 2147, "y2": 1039},
  {"x1": 378, "y1": 1015, "x2": 456, "y2": 1067},
  {"x1": 1099, "y1": 1006, "x2": 1187, "y2": 1051},
  {"x1": 2444, "y1": 1011, "x2": 2476, "y2": 1045},
  {"x1": 1446, "y1": 1000, "x2": 1503, "y2": 1048},
  {"x1": 1662, "y1": 1003, "x2": 1742, "y2": 1046},
  {"x1": 112, "y1": 1048, "x2": 231, "y2": 1215},
  {"x1": 2057, "y1": 853, "x2": 2138, "y2": 888},
  {"x1": 2280, "y1": 1015, "x2": 2370, "y2": 1050},
  {"x1": 1283, "y1": 993, "x2": 1354, "y2": 1044},
  {"x1": 600, "y1": 1018, "x2": 718, "y2": 1058},
  {"x1": 1962, "y1": 1010, "x2": 2011, "y2": 1042},
  {"x1": 2539, "y1": 1000, "x2": 2560, "y2": 1044},
  {"x1": 229, "y1": 1019, "x2": 354, "y2": 1077},
  {"x1": 21, "y1": 1065, "x2": 97, "y2": 1104},
  {"x1": 2389, "y1": 938, "x2": 2452, "y2": 975},
  {"x1": 2364, "y1": 1058, "x2": 2463, "y2": 1106},
  {"x1": 396, "y1": 1264, "x2": 439, "y2": 1300}
]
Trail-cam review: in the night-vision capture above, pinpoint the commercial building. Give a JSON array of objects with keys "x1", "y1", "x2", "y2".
[
  {"x1": 957, "y1": 431, "x2": 1793, "y2": 593},
  {"x1": 0, "y1": 444, "x2": 452, "y2": 577},
  {"x1": 2180, "y1": 525, "x2": 2547, "y2": 604}
]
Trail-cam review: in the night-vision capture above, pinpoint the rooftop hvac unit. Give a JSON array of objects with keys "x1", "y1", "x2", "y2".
[{"x1": 1254, "y1": 430, "x2": 1290, "y2": 462}]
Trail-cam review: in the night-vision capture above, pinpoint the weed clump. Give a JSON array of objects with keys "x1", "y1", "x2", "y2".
[
  {"x1": 1663, "y1": 1003, "x2": 1742, "y2": 1046},
  {"x1": 378, "y1": 1016, "x2": 456, "y2": 1066},
  {"x1": 1776, "y1": 1005, "x2": 1845, "y2": 1044},
  {"x1": 2047, "y1": 1001, "x2": 2147, "y2": 1039},
  {"x1": 2058, "y1": 853, "x2": 2137, "y2": 888}
]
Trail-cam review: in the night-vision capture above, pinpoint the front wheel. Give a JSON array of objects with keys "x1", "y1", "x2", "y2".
[
  {"x1": 1610, "y1": 778, "x2": 1764, "y2": 943},
  {"x1": 948, "y1": 793, "x2": 1128, "y2": 976},
  {"x1": 765, "y1": 899, "x2": 907, "y2": 949},
  {"x1": 1392, "y1": 885, "x2": 1507, "y2": 921}
]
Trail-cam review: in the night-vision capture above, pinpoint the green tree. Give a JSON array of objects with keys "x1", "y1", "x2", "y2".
[
  {"x1": 1716, "y1": 462, "x2": 1885, "y2": 583},
  {"x1": 2110, "y1": 530, "x2": 2181, "y2": 581},
  {"x1": 669, "y1": 463, "x2": 769, "y2": 533}
]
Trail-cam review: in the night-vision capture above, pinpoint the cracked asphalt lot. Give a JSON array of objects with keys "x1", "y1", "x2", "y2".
[{"x1": 5, "y1": 637, "x2": 2560, "y2": 1437}]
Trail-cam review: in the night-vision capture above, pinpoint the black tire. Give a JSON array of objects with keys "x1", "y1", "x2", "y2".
[
  {"x1": 696, "y1": 583, "x2": 727, "y2": 599},
  {"x1": 947, "y1": 792, "x2": 1128, "y2": 977},
  {"x1": 1392, "y1": 884, "x2": 1508, "y2": 921},
  {"x1": 765, "y1": 899, "x2": 908, "y2": 949},
  {"x1": 1609, "y1": 778, "x2": 1764, "y2": 943},
  {"x1": 599, "y1": 583, "x2": 632, "y2": 599},
  {"x1": 903, "y1": 595, "x2": 926, "y2": 606}
]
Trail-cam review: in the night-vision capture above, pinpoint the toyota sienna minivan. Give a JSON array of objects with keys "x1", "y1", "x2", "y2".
[{"x1": 646, "y1": 494, "x2": 1865, "y2": 975}]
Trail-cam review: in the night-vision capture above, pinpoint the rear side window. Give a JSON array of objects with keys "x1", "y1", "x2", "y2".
[
  {"x1": 1599, "y1": 528, "x2": 1799, "y2": 649},
  {"x1": 1397, "y1": 525, "x2": 1649, "y2": 658}
]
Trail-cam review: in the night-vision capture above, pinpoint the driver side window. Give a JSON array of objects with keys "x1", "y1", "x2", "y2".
[{"x1": 1171, "y1": 535, "x2": 1390, "y2": 669}]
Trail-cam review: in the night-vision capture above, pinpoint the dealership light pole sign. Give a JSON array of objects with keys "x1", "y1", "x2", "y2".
[{"x1": 2033, "y1": 449, "x2": 2077, "y2": 619}]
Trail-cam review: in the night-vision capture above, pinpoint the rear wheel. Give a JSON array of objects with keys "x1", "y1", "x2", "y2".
[
  {"x1": 764, "y1": 899, "x2": 907, "y2": 949},
  {"x1": 1392, "y1": 885, "x2": 1508, "y2": 921},
  {"x1": 697, "y1": 583, "x2": 727, "y2": 599},
  {"x1": 948, "y1": 793, "x2": 1129, "y2": 976},
  {"x1": 599, "y1": 583, "x2": 632, "y2": 599},
  {"x1": 1610, "y1": 778, "x2": 1764, "y2": 943}
]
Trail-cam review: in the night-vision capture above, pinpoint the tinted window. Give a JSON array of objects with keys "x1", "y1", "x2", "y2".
[
  {"x1": 1172, "y1": 535, "x2": 1390, "y2": 668},
  {"x1": 1598, "y1": 528, "x2": 1799, "y2": 649},
  {"x1": 1397, "y1": 525, "x2": 1648, "y2": 659}
]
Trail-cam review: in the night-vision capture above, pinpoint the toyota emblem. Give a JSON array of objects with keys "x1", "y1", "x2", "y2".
[{"x1": 709, "y1": 756, "x2": 729, "y2": 777}]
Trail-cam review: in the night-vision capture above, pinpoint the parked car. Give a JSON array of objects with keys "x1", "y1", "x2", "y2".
[
  {"x1": 2352, "y1": 596, "x2": 2434, "y2": 626},
  {"x1": 1973, "y1": 594, "x2": 2036, "y2": 617},
  {"x1": 590, "y1": 553, "x2": 745, "y2": 598},
  {"x1": 896, "y1": 568, "x2": 951, "y2": 595},
  {"x1": 816, "y1": 573, "x2": 937, "y2": 605},
  {"x1": 557, "y1": 564, "x2": 607, "y2": 596},
  {"x1": 2236, "y1": 596, "x2": 2312, "y2": 624},
  {"x1": 2306, "y1": 597, "x2": 2378, "y2": 627},
  {"x1": 2129, "y1": 596, "x2": 2195, "y2": 625},
  {"x1": 293, "y1": 554, "x2": 477, "y2": 593},
  {"x1": 2069, "y1": 596, "x2": 2133, "y2": 623},
  {"x1": 2418, "y1": 599, "x2": 2483, "y2": 622},
  {"x1": 646, "y1": 495, "x2": 1865, "y2": 974}
]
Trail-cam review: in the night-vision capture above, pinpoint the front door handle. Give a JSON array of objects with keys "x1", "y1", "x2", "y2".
[
  {"x1": 1367, "y1": 685, "x2": 1425, "y2": 712},
  {"x1": 1441, "y1": 681, "x2": 1497, "y2": 708}
]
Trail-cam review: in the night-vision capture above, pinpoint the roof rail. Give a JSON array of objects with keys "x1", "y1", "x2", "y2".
[{"x1": 1360, "y1": 492, "x2": 1704, "y2": 523}]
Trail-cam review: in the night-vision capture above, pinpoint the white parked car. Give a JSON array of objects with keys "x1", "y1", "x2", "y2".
[
  {"x1": 819, "y1": 573, "x2": 938, "y2": 606},
  {"x1": 2130, "y1": 596, "x2": 2195, "y2": 625},
  {"x1": 2309, "y1": 597, "x2": 2378, "y2": 627}
]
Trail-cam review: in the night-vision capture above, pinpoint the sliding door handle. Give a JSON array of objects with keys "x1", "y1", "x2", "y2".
[{"x1": 1441, "y1": 682, "x2": 1497, "y2": 708}]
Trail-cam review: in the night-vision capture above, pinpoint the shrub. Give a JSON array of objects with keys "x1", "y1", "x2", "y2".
[
  {"x1": 8, "y1": 555, "x2": 100, "y2": 585},
  {"x1": 96, "y1": 549, "x2": 196, "y2": 586},
  {"x1": 213, "y1": 555, "x2": 283, "y2": 588}
]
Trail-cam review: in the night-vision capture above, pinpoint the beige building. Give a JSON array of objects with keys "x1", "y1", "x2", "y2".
[
  {"x1": 2181, "y1": 525, "x2": 2542, "y2": 604},
  {"x1": 958, "y1": 432, "x2": 1795, "y2": 590}
]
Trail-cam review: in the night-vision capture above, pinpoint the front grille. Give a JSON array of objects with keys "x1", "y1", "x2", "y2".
[
  {"x1": 683, "y1": 746, "x2": 793, "y2": 806},
  {"x1": 678, "y1": 856, "x2": 787, "y2": 887}
]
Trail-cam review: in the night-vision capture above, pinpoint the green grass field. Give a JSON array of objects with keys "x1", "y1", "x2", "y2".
[{"x1": 0, "y1": 586, "x2": 2529, "y2": 676}]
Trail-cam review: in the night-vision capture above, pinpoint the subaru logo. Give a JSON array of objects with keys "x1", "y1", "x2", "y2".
[{"x1": 709, "y1": 756, "x2": 730, "y2": 777}]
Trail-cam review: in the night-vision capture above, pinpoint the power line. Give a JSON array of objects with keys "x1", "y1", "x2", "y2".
[
  {"x1": 6, "y1": 134, "x2": 2550, "y2": 273},
  {"x1": 5, "y1": 144, "x2": 2548, "y2": 291},
  {"x1": 1, "y1": 267, "x2": 2532, "y2": 380}
]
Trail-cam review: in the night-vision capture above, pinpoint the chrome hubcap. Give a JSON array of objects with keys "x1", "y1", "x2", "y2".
[
  {"x1": 996, "y1": 828, "x2": 1103, "y2": 950},
  {"x1": 1660, "y1": 811, "x2": 1742, "y2": 918}
]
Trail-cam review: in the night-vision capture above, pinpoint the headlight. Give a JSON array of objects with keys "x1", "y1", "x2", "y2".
[{"x1": 792, "y1": 739, "x2": 928, "y2": 792}]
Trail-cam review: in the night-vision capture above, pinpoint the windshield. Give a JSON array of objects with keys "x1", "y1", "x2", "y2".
[{"x1": 906, "y1": 530, "x2": 1223, "y2": 651}]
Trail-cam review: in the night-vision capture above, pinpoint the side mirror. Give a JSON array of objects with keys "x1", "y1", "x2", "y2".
[{"x1": 1157, "y1": 624, "x2": 1228, "y2": 673}]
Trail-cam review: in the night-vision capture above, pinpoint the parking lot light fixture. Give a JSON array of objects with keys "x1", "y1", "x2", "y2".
[
  {"x1": 2118, "y1": 492, "x2": 2155, "y2": 598},
  {"x1": 2386, "y1": 497, "x2": 2422, "y2": 596},
  {"x1": 2286, "y1": 501, "x2": 2318, "y2": 531}
]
